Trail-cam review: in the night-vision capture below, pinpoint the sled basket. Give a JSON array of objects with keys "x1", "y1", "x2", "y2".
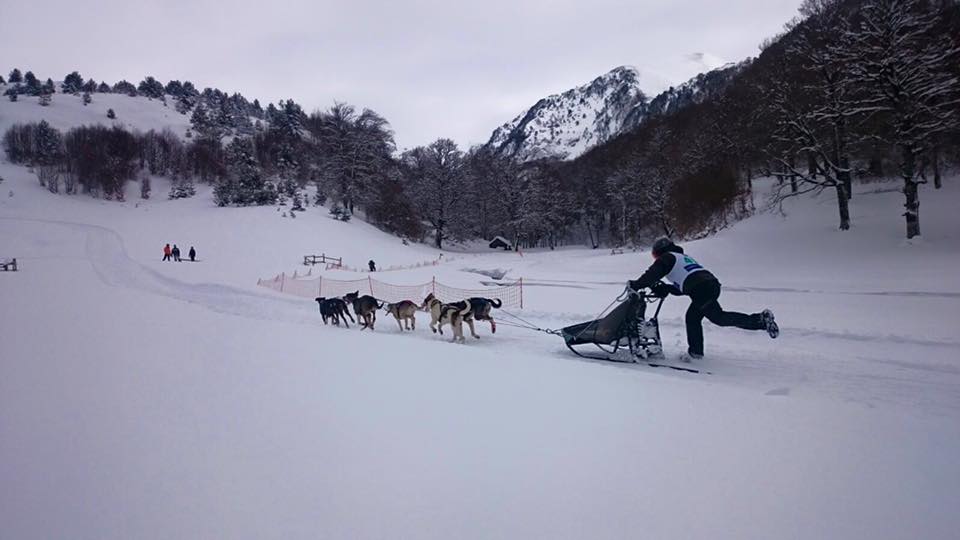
[{"x1": 560, "y1": 291, "x2": 664, "y2": 361}]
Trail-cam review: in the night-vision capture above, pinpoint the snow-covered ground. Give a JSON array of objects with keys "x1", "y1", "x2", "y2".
[
  {"x1": 0, "y1": 88, "x2": 192, "y2": 137},
  {"x1": 2, "y1": 156, "x2": 959, "y2": 539}
]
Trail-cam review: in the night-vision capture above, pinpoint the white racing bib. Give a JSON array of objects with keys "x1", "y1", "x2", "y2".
[{"x1": 666, "y1": 253, "x2": 707, "y2": 290}]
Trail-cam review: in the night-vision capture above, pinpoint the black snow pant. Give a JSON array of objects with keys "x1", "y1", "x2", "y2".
[
  {"x1": 163, "y1": 254, "x2": 171, "y2": 261},
  {"x1": 686, "y1": 280, "x2": 763, "y2": 356}
]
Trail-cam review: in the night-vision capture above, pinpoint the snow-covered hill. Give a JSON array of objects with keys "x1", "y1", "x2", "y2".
[
  {"x1": 486, "y1": 63, "x2": 745, "y2": 162},
  {"x1": 0, "y1": 86, "x2": 192, "y2": 137},
  {"x1": 2, "y1": 148, "x2": 959, "y2": 539}
]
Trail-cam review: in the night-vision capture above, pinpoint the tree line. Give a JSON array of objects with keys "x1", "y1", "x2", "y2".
[{"x1": 2, "y1": 0, "x2": 958, "y2": 244}]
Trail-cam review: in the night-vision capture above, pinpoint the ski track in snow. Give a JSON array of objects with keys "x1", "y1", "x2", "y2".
[{"x1": 6, "y1": 215, "x2": 956, "y2": 417}]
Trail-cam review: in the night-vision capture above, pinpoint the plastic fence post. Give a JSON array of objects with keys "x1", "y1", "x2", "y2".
[
  {"x1": 519, "y1": 277, "x2": 523, "y2": 309},
  {"x1": 432, "y1": 276, "x2": 436, "y2": 295},
  {"x1": 281, "y1": 272, "x2": 286, "y2": 293}
]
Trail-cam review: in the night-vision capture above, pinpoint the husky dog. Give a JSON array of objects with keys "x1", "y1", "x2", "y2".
[
  {"x1": 421, "y1": 293, "x2": 470, "y2": 341},
  {"x1": 343, "y1": 291, "x2": 383, "y2": 330},
  {"x1": 384, "y1": 300, "x2": 418, "y2": 331},
  {"x1": 466, "y1": 297, "x2": 502, "y2": 334},
  {"x1": 440, "y1": 304, "x2": 467, "y2": 343},
  {"x1": 314, "y1": 297, "x2": 355, "y2": 327}
]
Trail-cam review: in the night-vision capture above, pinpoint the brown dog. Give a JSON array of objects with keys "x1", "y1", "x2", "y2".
[
  {"x1": 384, "y1": 300, "x2": 418, "y2": 331},
  {"x1": 343, "y1": 291, "x2": 383, "y2": 330}
]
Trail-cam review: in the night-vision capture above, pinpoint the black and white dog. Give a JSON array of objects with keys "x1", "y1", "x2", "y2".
[
  {"x1": 466, "y1": 297, "x2": 502, "y2": 334},
  {"x1": 422, "y1": 294, "x2": 502, "y2": 339}
]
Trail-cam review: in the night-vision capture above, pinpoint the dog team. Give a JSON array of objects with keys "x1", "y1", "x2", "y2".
[{"x1": 314, "y1": 291, "x2": 502, "y2": 343}]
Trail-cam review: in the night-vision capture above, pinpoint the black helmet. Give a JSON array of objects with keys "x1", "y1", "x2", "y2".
[{"x1": 651, "y1": 237, "x2": 675, "y2": 257}]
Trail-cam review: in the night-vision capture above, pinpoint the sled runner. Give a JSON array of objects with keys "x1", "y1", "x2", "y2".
[{"x1": 558, "y1": 288, "x2": 706, "y2": 374}]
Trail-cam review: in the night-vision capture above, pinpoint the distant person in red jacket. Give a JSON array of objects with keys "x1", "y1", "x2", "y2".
[{"x1": 163, "y1": 243, "x2": 172, "y2": 261}]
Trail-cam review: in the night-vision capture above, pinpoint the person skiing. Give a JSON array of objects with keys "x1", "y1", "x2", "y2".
[
  {"x1": 188, "y1": 246, "x2": 196, "y2": 262},
  {"x1": 172, "y1": 245, "x2": 181, "y2": 262},
  {"x1": 368, "y1": 260, "x2": 376, "y2": 272},
  {"x1": 163, "y1": 243, "x2": 172, "y2": 262},
  {"x1": 628, "y1": 237, "x2": 778, "y2": 361}
]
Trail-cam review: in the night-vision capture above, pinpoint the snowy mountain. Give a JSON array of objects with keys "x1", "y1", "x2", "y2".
[
  {"x1": 487, "y1": 62, "x2": 746, "y2": 162},
  {"x1": 622, "y1": 61, "x2": 745, "y2": 130},
  {"x1": 486, "y1": 66, "x2": 651, "y2": 161}
]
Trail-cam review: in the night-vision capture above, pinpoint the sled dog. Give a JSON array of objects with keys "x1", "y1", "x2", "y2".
[
  {"x1": 422, "y1": 293, "x2": 470, "y2": 342},
  {"x1": 315, "y1": 297, "x2": 355, "y2": 327},
  {"x1": 343, "y1": 291, "x2": 383, "y2": 330},
  {"x1": 384, "y1": 300, "x2": 418, "y2": 331}
]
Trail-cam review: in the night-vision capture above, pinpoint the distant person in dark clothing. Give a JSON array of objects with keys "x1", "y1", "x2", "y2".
[
  {"x1": 172, "y1": 245, "x2": 181, "y2": 262},
  {"x1": 163, "y1": 243, "x2": 172, "y2": 261},
  {"x1": 189, "y1": 246, "x2": 196, "y2": 262},
  {"x1": 368, "y1": 260, "x2": 376, "y2": 272},
  {"x1": 629, "y1": 237, "x2": 779, "y2": 360}
]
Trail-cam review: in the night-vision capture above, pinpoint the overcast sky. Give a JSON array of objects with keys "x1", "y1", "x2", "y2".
[{"x1": 0, "y1": 0, "x2": 800, "y2": 150}]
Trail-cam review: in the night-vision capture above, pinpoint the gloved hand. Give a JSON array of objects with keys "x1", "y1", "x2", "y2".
[
  {"x1": 627, "y1": 280, "x2": 642, "y2": 291},
  {"x1": 651, "y1": 282, "x2": 672, "y2": 298}
]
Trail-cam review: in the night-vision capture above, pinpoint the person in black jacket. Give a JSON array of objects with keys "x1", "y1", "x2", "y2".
[
  {"x1": 629, "y1": 237, "x2": 778, "y2": 360},
  {"x1": 188, "y1": 246, "x2": 196, "y2": 262}
]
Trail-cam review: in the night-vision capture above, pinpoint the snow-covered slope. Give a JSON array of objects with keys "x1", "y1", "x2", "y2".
[
  {"x1": 621, "y1": 61, "x2": 745, "y2": 130},
  {"x1": 486, "y1": 63, "x2": 745, "y2": 162},
  {"x1": 0, "y1": 86, "x2": 192, "y2": 136},
  {"x1": 2, "y1": 150, "x2": 959, "y2": 539},
  {"x1": 487, "y1": 66, "x2": 652, "y2": 161}
]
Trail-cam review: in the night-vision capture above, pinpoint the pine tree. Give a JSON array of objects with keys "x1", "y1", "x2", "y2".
[
  {"x1": 82, "y1": 92, "x2": 92, "y2": 106},
  {"x1": 8, "y1": 68, "x2": 22, "y2": 83},
  {"x1": 107, "y1": 108, "x2": 116, "y2": 119},
  {"x1": 39, "y1": 91, "x2": 52, "y2": 107},
  {"x1": 61, "y1": 71, "x2": 84, "y2": 94},
  {"x1": 217, "y1": 137, "x2": 275, "y2": 206},
  {"x1": 97, "y1": 81, "x2": 111, "y2": 93},
  {"x1": 113, "y1": 80, "x2": 137, "y2": 96},
  {"x1": 82, "y1": 78, "x2": 97, "y2": 93},
  {"x1": 23, "y1": 71, "x2": 40, "y2": 95},
  {"x1": 34, "y1": 120, "x2": 63, "y2": 192},
  {"x1": 190, "y1": 104, "x2": 223, "y2": 141},
  {"x1": 164, "y1": 80, "x2": 184, "y2": 97},
  {"x1": 0, "y1": 75, "x2": 5, "y2": 85},
  {"x1": 7, "y1": 90, "x2": 17, "y2": 102},
  {"x1": 137, "y1": 76, "x2": 164, "y2": 99}
]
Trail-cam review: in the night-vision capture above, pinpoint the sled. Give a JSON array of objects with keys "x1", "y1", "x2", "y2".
[{"x1": 559, "y1": 289, "x2": 705, "y2": 374}]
